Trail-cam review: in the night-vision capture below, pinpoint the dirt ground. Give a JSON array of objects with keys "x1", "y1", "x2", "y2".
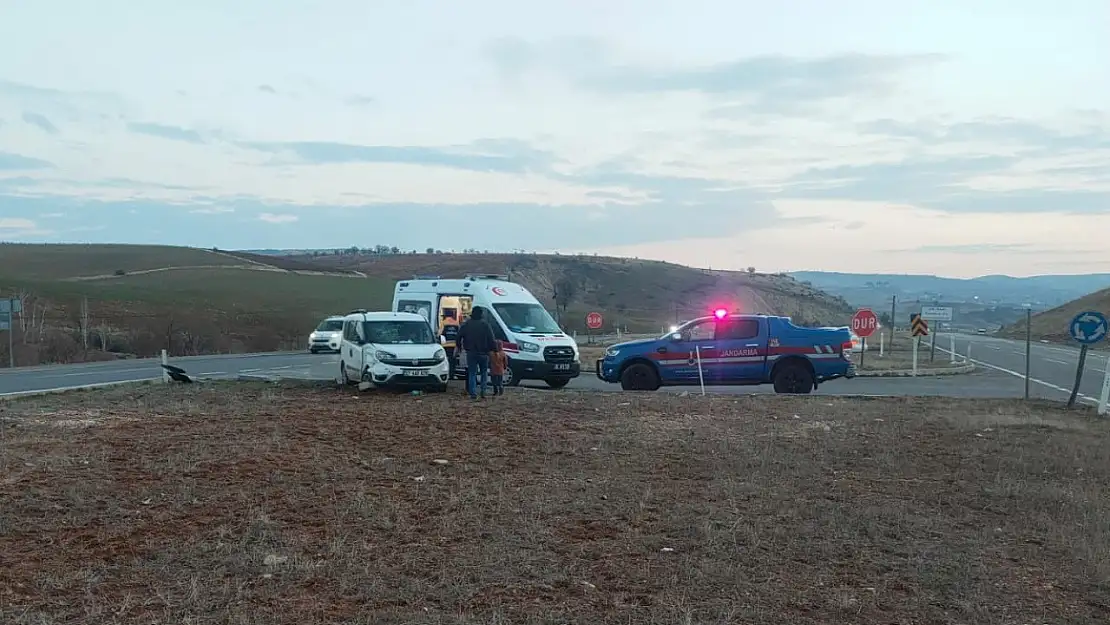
[{"x1": 2, "y1": 382, "x2": 1109, "y2": 624}]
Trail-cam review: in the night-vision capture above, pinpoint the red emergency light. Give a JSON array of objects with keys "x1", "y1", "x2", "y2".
[{"x1": 713, "y1": 308, "x2": 728, "y2": 320}]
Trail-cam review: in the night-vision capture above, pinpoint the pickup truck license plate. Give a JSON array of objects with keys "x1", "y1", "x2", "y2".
[
  {"x1": 552, "y1": 363, "x2": 571, "y2": 371},
  {"x1": 402, "y1": 368, "x2": 429, "y2": 376}
]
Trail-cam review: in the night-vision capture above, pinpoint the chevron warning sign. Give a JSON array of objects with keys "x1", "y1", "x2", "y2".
[{"x1": 910, "y1": 313, "x2": 929, "y2": 336}]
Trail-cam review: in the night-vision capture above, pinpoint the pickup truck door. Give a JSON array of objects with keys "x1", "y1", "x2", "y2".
[
  {"x1": 713, "y1": 317, "x2": 766, "y2": 382},
  {"x1": 667, "y1": 319, "x2": 721, "y2": 384}
]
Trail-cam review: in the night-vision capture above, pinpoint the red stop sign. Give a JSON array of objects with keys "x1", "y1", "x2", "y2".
[
  {"x1": 586, "y1": 312, "x2": 604, "y2": 330},
  {"x1": 851, "y1": 308, "x2": 879, "y2": 338}
]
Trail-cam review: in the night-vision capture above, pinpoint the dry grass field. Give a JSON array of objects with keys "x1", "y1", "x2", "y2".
[
  {"x1": 856, "y1": 337, "x2": 966, "y2": 372},
  {"x1": 1, "y1": 383, "x2": 1108, "y2": 624}
]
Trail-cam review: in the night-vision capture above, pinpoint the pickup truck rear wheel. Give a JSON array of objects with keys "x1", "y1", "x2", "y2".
[
  {"x1": 620, "y1": 362, "x2": 660, "y2": 391},
  {"x1": 773, "y1": 360, "x2": 814, "y2": 394}
]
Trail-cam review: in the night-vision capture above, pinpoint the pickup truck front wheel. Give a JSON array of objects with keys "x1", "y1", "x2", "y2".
[
  {"x1": 620, "y1": 362, "x2": 660, "y2": 391},
  {"x1": 772, "y1": 360, "x2": 814, "y2": 394}
]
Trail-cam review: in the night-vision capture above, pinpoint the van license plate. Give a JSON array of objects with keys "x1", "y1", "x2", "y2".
[
  {"x1": 402, "y1": 368, "x2": 429, "y2": 376},
  {"x1": 552, "y1": 364, "x2": 571, "y2": 371}
]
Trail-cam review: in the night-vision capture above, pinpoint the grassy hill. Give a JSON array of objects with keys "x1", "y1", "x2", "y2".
[
  {"x1": 998, "y1": 287, "x2": 1110, "y2": 344},
  {"x1": 0, "y1": 244, "x2": 374, "y2": 366},
  {"x1": 297, "y1": 252, "x2": 855, "y2": 332},
  {"x1": 0, "y1": 245, "x2": 854, "y2": 367}
]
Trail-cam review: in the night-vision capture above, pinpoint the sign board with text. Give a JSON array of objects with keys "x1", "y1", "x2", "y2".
[{"x1": 920, "y1": 306, "x2": 953, "y2": 322}]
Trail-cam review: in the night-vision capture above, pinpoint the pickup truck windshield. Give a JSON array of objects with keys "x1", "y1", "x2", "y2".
[
  {"x1": 492, "y1": 303, "x2": 562, "y2": 334},
  {"x1": 316, "y1": 319, "x2": 343, "y2": 331},
  {"x1": 362, "y1": 321, "x2": 435, "y2": 344}
]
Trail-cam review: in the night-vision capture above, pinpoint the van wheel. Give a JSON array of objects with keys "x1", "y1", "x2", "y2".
[
  {"x1": 544, "y1": 378, "x2": 569, "y2": 389},
  {"x1": 772, "y1": 361, "x2": 814, "y2": 394},
  {"x1": 339, "y1": 361, "x2": 355, "y2": 386},
  {"x1": 504, "y1": 365, "x2": 520, "y2": 387},
  {"x1": 620, "y1": 362, "x2": 660, "y2": 391}
]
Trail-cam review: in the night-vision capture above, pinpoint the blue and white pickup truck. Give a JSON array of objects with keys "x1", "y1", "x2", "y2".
[{"x1": 595, "y1": 311, "x2": 856, "y2": 393}]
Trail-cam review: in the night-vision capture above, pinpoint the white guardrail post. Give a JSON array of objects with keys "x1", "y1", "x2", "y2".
[{"x1": 161, "y1": 349, "x2": 170, "y2": 383}]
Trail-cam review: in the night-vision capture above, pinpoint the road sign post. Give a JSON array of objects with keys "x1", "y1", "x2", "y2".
[
  {"x1": 1099, "y1": 358, "x2": 1110, "y2": 416},
  {"x1": 912, "y1": 336, "x2": 919, "y2": 376},
  {"x1": 909, "y1": 313, "x2": 929, "y2": 377},
  {"x1": 920, "y1": 307, "x2": 950, "y2": 364},
  {"x1": 1, "y1": 298, "x2": 21, "y2": 369},
  {"x1": 585, "y1": 311, "x2": 603, "y2": 345},
  {"x1": 851, "y1": 309, "x2": 878, "y2": 370},
  {"x1": 1067, "y1": 311, "x2": 1108, "y2": 409},
  {"x1": 949, "y1": 334, "x2": 955, "y2": 364}
]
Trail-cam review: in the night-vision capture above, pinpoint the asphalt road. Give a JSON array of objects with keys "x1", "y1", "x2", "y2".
[{"x1": 2, "y1": 334, "x2": 1107, "y2": 405}]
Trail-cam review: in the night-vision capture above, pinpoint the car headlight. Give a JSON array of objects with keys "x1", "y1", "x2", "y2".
[
  {"x1": 605, "y1": 347, "x2": 620, "y2": 357},
  {"x1": 433, "y1": 349, "x2": 446, "y2": 362},
  {"x1": 518, "y1": 340, "x2": 540, "y2": 353},
  {"x1": 309, "y1": 332, "x2": 318, "y2": 340},
  {"x1": 374, "y1": 350, "x2": 396, "y2": 360}
]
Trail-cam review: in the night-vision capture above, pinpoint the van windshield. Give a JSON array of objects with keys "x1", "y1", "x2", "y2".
[
  {"x1": 362, "y1": 321, "x2": 436, "y2": 344},
  {"x1": 316, "y1": 319, "x2": 343, "y2": 331},
  {"x1": 492, "y1": 303, "x2": 561, "y2": 334}
]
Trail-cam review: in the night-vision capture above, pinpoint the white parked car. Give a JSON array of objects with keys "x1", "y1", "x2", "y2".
[
  {"x1": 308, "y1": 315, "x2": 344, "y2": 353},
  {"x1": 337, "y1": 310, "x2": 450, "y2": 392}
]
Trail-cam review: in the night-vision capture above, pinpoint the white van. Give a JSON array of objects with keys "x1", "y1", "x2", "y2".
[
  {"x1": 392, "y1": 275, "x2": 581, "y2": 388},
  {"x1": 337, "y1": 310, "x2": 450, "y2": 392}
]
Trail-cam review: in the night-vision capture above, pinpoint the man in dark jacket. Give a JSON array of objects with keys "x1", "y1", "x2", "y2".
[{"x1": 456, "y1": 306, "x2": 497, "y2": 399}]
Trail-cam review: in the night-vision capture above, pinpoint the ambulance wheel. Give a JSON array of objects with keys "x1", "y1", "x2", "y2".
[
  {"x1": 772, "y1": 360, "x2": 814, "y2": 394},
  {"x1": 620, "y1": 362, "x2": 660, "y2": 391},
  {"x1": 544, "y1": 378, "x2": 570, "y2": 389}
]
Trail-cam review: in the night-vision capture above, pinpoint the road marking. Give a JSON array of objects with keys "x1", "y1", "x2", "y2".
[
  {"x1": 1046, "y1": 358, "x2": 1068, "y2": 365},
  {"x1": 268, "y1": 365, "x2": 293, "y2": 370},
  {"x1": 985, "y1": 345, "x2": 1001, "y2": 350},
  {"x1": 936, "y1": 346, "x2": 1097, "y2": 406},
  {"x1": 198, "y1": 371, "x2": 226, "y2": 376},
  {"x1": 240, "y1": 368, "x2": 262, "y2": 373},
  {"x1": 55, "y1": 367, "x2": 156, "y2": 378}
]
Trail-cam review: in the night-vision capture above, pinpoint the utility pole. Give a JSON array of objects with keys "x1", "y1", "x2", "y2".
[
  {"x1": 889, "y1": 295, "x2": 897, "y2": 348},
  {"x1": 1024, "y1": 305, "x2": 1032, "y2": 400}
]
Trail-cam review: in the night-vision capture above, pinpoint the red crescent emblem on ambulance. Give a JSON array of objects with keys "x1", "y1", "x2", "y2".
[{"x1": 491, "y1": 287, "x2": 506, "y2": 296}]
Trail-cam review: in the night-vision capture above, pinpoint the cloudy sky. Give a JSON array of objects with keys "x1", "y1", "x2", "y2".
[{"x1": 1, "y1": 0, "x2": 1108, "y2": 278}]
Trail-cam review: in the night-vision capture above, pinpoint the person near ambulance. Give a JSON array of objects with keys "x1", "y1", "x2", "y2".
[{"x1": 457, "y1": 306, "x2": 497, "y2": 399}]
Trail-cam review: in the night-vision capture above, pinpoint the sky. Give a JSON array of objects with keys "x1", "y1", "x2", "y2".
[{"x1": 1, "y1": 0, "x2": 1108, "y2": 278}]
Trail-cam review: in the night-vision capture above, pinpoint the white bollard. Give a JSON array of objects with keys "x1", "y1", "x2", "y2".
[
  {"x1": 966, "y1": 343, "x2": 972, "y2": 363},
  {"x1": 912, "y1": 337, "x2": 919, "y2": 376},
  {"x1": 879, "y1": 331, "x2": 885, "y2": 357},
  {"x1": 1098, "y1": 358, "x2": 1110, "y2": 416},
  {"x1": 161, "y1": 349, "x2": 169, "y2": 383},
  {"x1": 949, "y1": 334, "x2": 956, "y2": 364},
  {"x1": 695, "y1": 346, "x2": 706, "y2": 396}
]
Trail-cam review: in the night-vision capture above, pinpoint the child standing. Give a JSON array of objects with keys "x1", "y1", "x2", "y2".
[{"x1": 489, "y1": 340, "x2": 508, "y2": 396}]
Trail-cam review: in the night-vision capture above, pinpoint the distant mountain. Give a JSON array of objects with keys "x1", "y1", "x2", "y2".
[
  {"x1": 788, "y1": 271, "x2": 1110, "y2": 331},
  {"x1": 789, "y1": 272, "x2": 1110, "y2": 308}
]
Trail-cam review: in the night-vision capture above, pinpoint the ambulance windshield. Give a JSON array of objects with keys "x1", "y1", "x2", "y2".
[{"x1": 492, "y1": 303, "x2": 562, "y2": 334}]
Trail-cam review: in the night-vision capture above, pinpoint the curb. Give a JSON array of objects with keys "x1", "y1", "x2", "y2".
[
  {"x1": 855, "y1": 363, "x2": 976, "y2": 378},
  {"x1": 0, "y1": 377, "x2": 162, "y2": 401}
]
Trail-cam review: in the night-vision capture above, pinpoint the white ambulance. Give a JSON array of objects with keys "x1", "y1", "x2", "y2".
[{"x1": 392, "y1": 275, "x2": 581, "y2": 388}]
